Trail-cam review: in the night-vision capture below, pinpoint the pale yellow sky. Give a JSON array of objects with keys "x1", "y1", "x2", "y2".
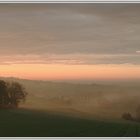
[{"x1": 0, "y1": 64, "x2": 140, "y2": 81}]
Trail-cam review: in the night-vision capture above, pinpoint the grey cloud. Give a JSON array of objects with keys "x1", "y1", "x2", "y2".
[
  {"x1": 0, "y1": 53, "x2": 140, "y2": 65},
  {"x1": 0, "y1": 4, "x2": 140, "y2": 65}
]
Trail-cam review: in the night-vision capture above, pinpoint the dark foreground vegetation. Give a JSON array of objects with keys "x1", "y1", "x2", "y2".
[{"x1": 0, "y1": 108, "x2": 140, "y2": 137}]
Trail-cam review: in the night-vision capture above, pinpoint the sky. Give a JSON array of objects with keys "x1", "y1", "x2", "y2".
[{"x1": 0, "y1": 3, "x2": 140, "y2": 81}]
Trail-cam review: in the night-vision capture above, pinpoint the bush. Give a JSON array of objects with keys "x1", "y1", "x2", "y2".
[{"x1": 122, "y1": 113, "x2": 133, "y2": 121}]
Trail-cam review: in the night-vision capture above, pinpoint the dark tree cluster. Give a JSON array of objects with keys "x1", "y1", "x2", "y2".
[{"x1": 0, "y1": 80, "x2": 27, "y2": 108}]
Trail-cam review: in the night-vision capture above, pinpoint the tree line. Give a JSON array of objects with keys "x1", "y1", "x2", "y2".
[{"x1": 0, "y1": 80, "x2": 27, "y2": 108}]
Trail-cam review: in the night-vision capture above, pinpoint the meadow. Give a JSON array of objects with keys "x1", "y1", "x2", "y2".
[
  {"x1": 0, "y1": 108, "x2": 140, "y2": 137},
  {"x1": 0, "y1": 77, "x2": 140, "y2": 137}
]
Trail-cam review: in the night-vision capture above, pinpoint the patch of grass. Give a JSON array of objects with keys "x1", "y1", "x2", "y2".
[{"x1": 0, "y1": 108, "x2": 140, "y2": 137}]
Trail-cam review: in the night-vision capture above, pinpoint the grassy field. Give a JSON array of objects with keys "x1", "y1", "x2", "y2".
[{"x1": 0, "y1": 108, "x2": 140, "y2": 137}]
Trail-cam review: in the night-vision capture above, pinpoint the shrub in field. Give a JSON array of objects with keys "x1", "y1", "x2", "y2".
[
  {"x1": 122, "y1": 113, "x2": 133, "y2": 121},
  {"x1": 0, "y1": 80, "x2": 28, "y2": 108}
]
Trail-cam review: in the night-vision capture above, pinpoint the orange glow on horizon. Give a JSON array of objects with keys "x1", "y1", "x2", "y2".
[{"x1": 0, "y1": 64, "x2": 140, "y2": 81}]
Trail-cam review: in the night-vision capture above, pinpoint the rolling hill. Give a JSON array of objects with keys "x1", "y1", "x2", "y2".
[{"x1": 0, "y1": 77, "x2": 140, "y2": 120}]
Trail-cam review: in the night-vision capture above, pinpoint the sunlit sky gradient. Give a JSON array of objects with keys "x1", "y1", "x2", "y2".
[{"x1": 0, "y1": 4, "x2": 140, "y2": 81}]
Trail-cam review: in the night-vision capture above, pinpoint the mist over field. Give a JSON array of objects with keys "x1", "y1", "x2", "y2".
[
  {"x1": 1, "y1": 77, "x2": 140, "y2": 120},
  {"x1": 1, "y1": 3, "x2": 140, "y2": 136}
]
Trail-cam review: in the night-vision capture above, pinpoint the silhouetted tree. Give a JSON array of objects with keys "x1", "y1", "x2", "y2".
[
  {"x1": 0, "y1": 80, "x2": 8, "y2": 106},
  {"x1": 8, "y1": 82, "x2": 28, "y2": 107},
  {"x1": 0, "y1": 80, "x2": 27, "y2": 108}
]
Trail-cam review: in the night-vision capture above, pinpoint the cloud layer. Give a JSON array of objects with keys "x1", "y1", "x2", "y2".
[{"x1": 0, "y1": 4, "x2": 140, "y2": 65}]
